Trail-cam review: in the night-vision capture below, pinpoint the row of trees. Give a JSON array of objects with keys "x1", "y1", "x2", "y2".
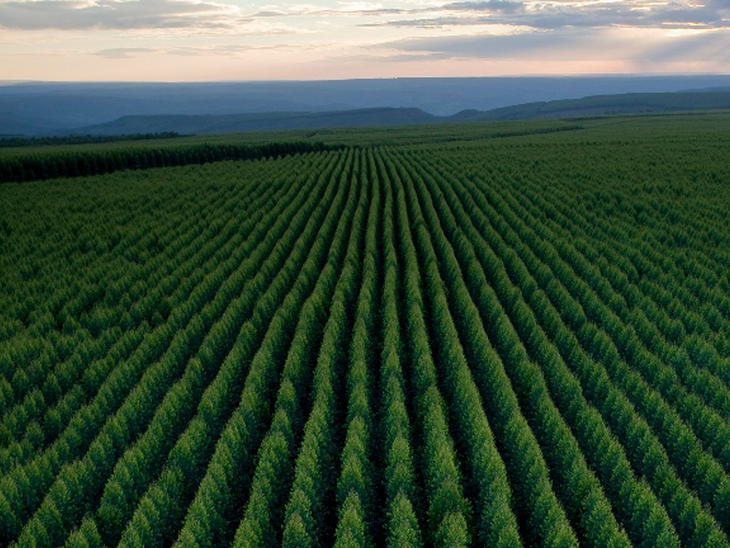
[
  {"x1": 112, "y1": 151, "x2": 357, "y2": 548},
  {"x1": 229, "y1": 151, "x2": 366, "y2": 548},
  {"x1": 330, "y1": 153, "x2": 380, "y2": 548},
  {"x1": 0, "y1": 151, "x2": 345, "y2": 546},
  {"x1": 425, "y1": 146, "x2": 730, "y2": 545},
  {"x1": 420, "y1": 148, "x2": 682, "y2": 546},
  {"x1": 0, "y1": 172, "x2": 278, "y2": 466},
  {"x1": 388, "y1": 152, "x2": 473, "y2": 547},
  {"x1": 165, "y1": 151, "x2": 351, "y2": 548},
  {"x1": 482, "y1": 156, "x2": 730, "y2": 541},
  {"x1": 95, "y1": 154, "x2": 348, "y2": 548},
  {"x1": 0, "y1": 133, "x2": 182, "y2": 148},
  {"x1": 0, "y1": 141, "x2": 342, "y2": 183},
  {"x1": 4, "y1": 120, "x2": 730, "y2": 546},
  {"x1": 376, "y1": 154, "x2": 423, "y2": 547},
  {"x1": 401, "y1": 148, "x2": 634, "y2": 548}
]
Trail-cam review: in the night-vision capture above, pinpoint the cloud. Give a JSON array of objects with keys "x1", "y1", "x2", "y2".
[
  {"x1": 3, "y1": 0, "x2": 729, "y2": 78},
  {"x1": 516, "y1": 1, "x2": 730, "y2": 31},
  {"x1": 381, "y1": 28, "x2": 608, "y2": 60},
  {"x1": 92, "y1": 43, "x2": 296, "y2": 59},
  {"x1": 253, "y1": 3, "x2": 404, "y2": 18},
  {"x1": 0, "y1": 0, "x2": 410, "y2": 32},
  {"x1": 378, "y1": 23, "x2": 730, "y2": 72},
  {"x1": 445, "y1": 1, "x2": 525, "y2": 14},
  {"x1": 5, "y1": 0, "x2": 723, "y2": 34},
  {"x1": 95, "y1": 47, "x2": 155, "y2": 58},
  {"x1": 0, "y1": 0, "x2": 241, "y2": 31},
  {"x1": 253, "y1": 10, "x2": 289, "y2": 17},
  {"x1": 363, "y1": 0, "x2": 730, "y2": 31},
  {"x1": 639, "y1": 28, "x2": 730, "y2": 65}
]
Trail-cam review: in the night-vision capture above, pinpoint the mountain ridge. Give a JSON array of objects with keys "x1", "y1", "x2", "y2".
[
  {"x1": 69, "y1": 107, "x2": 440, "y2": 135},
  {"x1": 4, "y1": 75, "x2": 730, "y2": 136},
  {"x1": 56, "y1": 89, "x2": 730, "y2": 136}
]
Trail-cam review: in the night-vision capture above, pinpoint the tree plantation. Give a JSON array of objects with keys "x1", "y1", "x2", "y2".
[{"x1": 1, "y1": 113, "x2": 730, "y2": 547}]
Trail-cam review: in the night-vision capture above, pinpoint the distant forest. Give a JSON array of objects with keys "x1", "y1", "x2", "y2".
[{"x1": 0, "y1": 133, "x2": 182, "y2": 148}]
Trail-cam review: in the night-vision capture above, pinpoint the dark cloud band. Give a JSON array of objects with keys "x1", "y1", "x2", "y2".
[{"x1": 0, "y1": 0, "x2": 726, "y2": 32}]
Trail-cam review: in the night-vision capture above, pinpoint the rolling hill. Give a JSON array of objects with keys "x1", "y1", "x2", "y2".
[
  {"x1": 4, "y1": 75, "x2": 730, "y2": 136},
  {"x1": 58, "y1": 88, "x2": 730, "y2": 136}
]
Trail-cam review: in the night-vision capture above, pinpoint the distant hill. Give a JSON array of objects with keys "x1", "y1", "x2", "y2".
[
  {"x1": 0, "y1": 112, "x2": 59, "y2": 136},
  {"x1": 4, "y1": 76, "x2": 730, "y2": 136},
  {"x1": 453, "y1": 89, "x2": 730, "y2": 121},
  {"x1": 69, "y1": 108, "x2": 439, "y2": 136},
  {"x1": 54, "y1": 88, "x2": 730, "y2": 136}
]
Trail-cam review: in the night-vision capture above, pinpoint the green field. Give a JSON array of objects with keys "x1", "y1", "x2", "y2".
[{"x1": 1, "y1": 113, "x2": 730, "y2": 547}]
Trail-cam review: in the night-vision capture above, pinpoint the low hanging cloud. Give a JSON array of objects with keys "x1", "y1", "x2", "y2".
[
  {"x1": 94, "y1": 47, "x2": 156, "y2": 59},
  {"x1": 92, "y1": 43, "x2": 288, "y2": 58}
]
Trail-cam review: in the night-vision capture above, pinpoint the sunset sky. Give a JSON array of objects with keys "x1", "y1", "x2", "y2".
[{"x1": 1, "y1": 0, "x2": 729, "y2": 81}]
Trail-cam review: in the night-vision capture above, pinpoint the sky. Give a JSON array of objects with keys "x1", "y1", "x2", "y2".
[{"x1": 1, "y1": 0, "x2": 729, "y2": 81}]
